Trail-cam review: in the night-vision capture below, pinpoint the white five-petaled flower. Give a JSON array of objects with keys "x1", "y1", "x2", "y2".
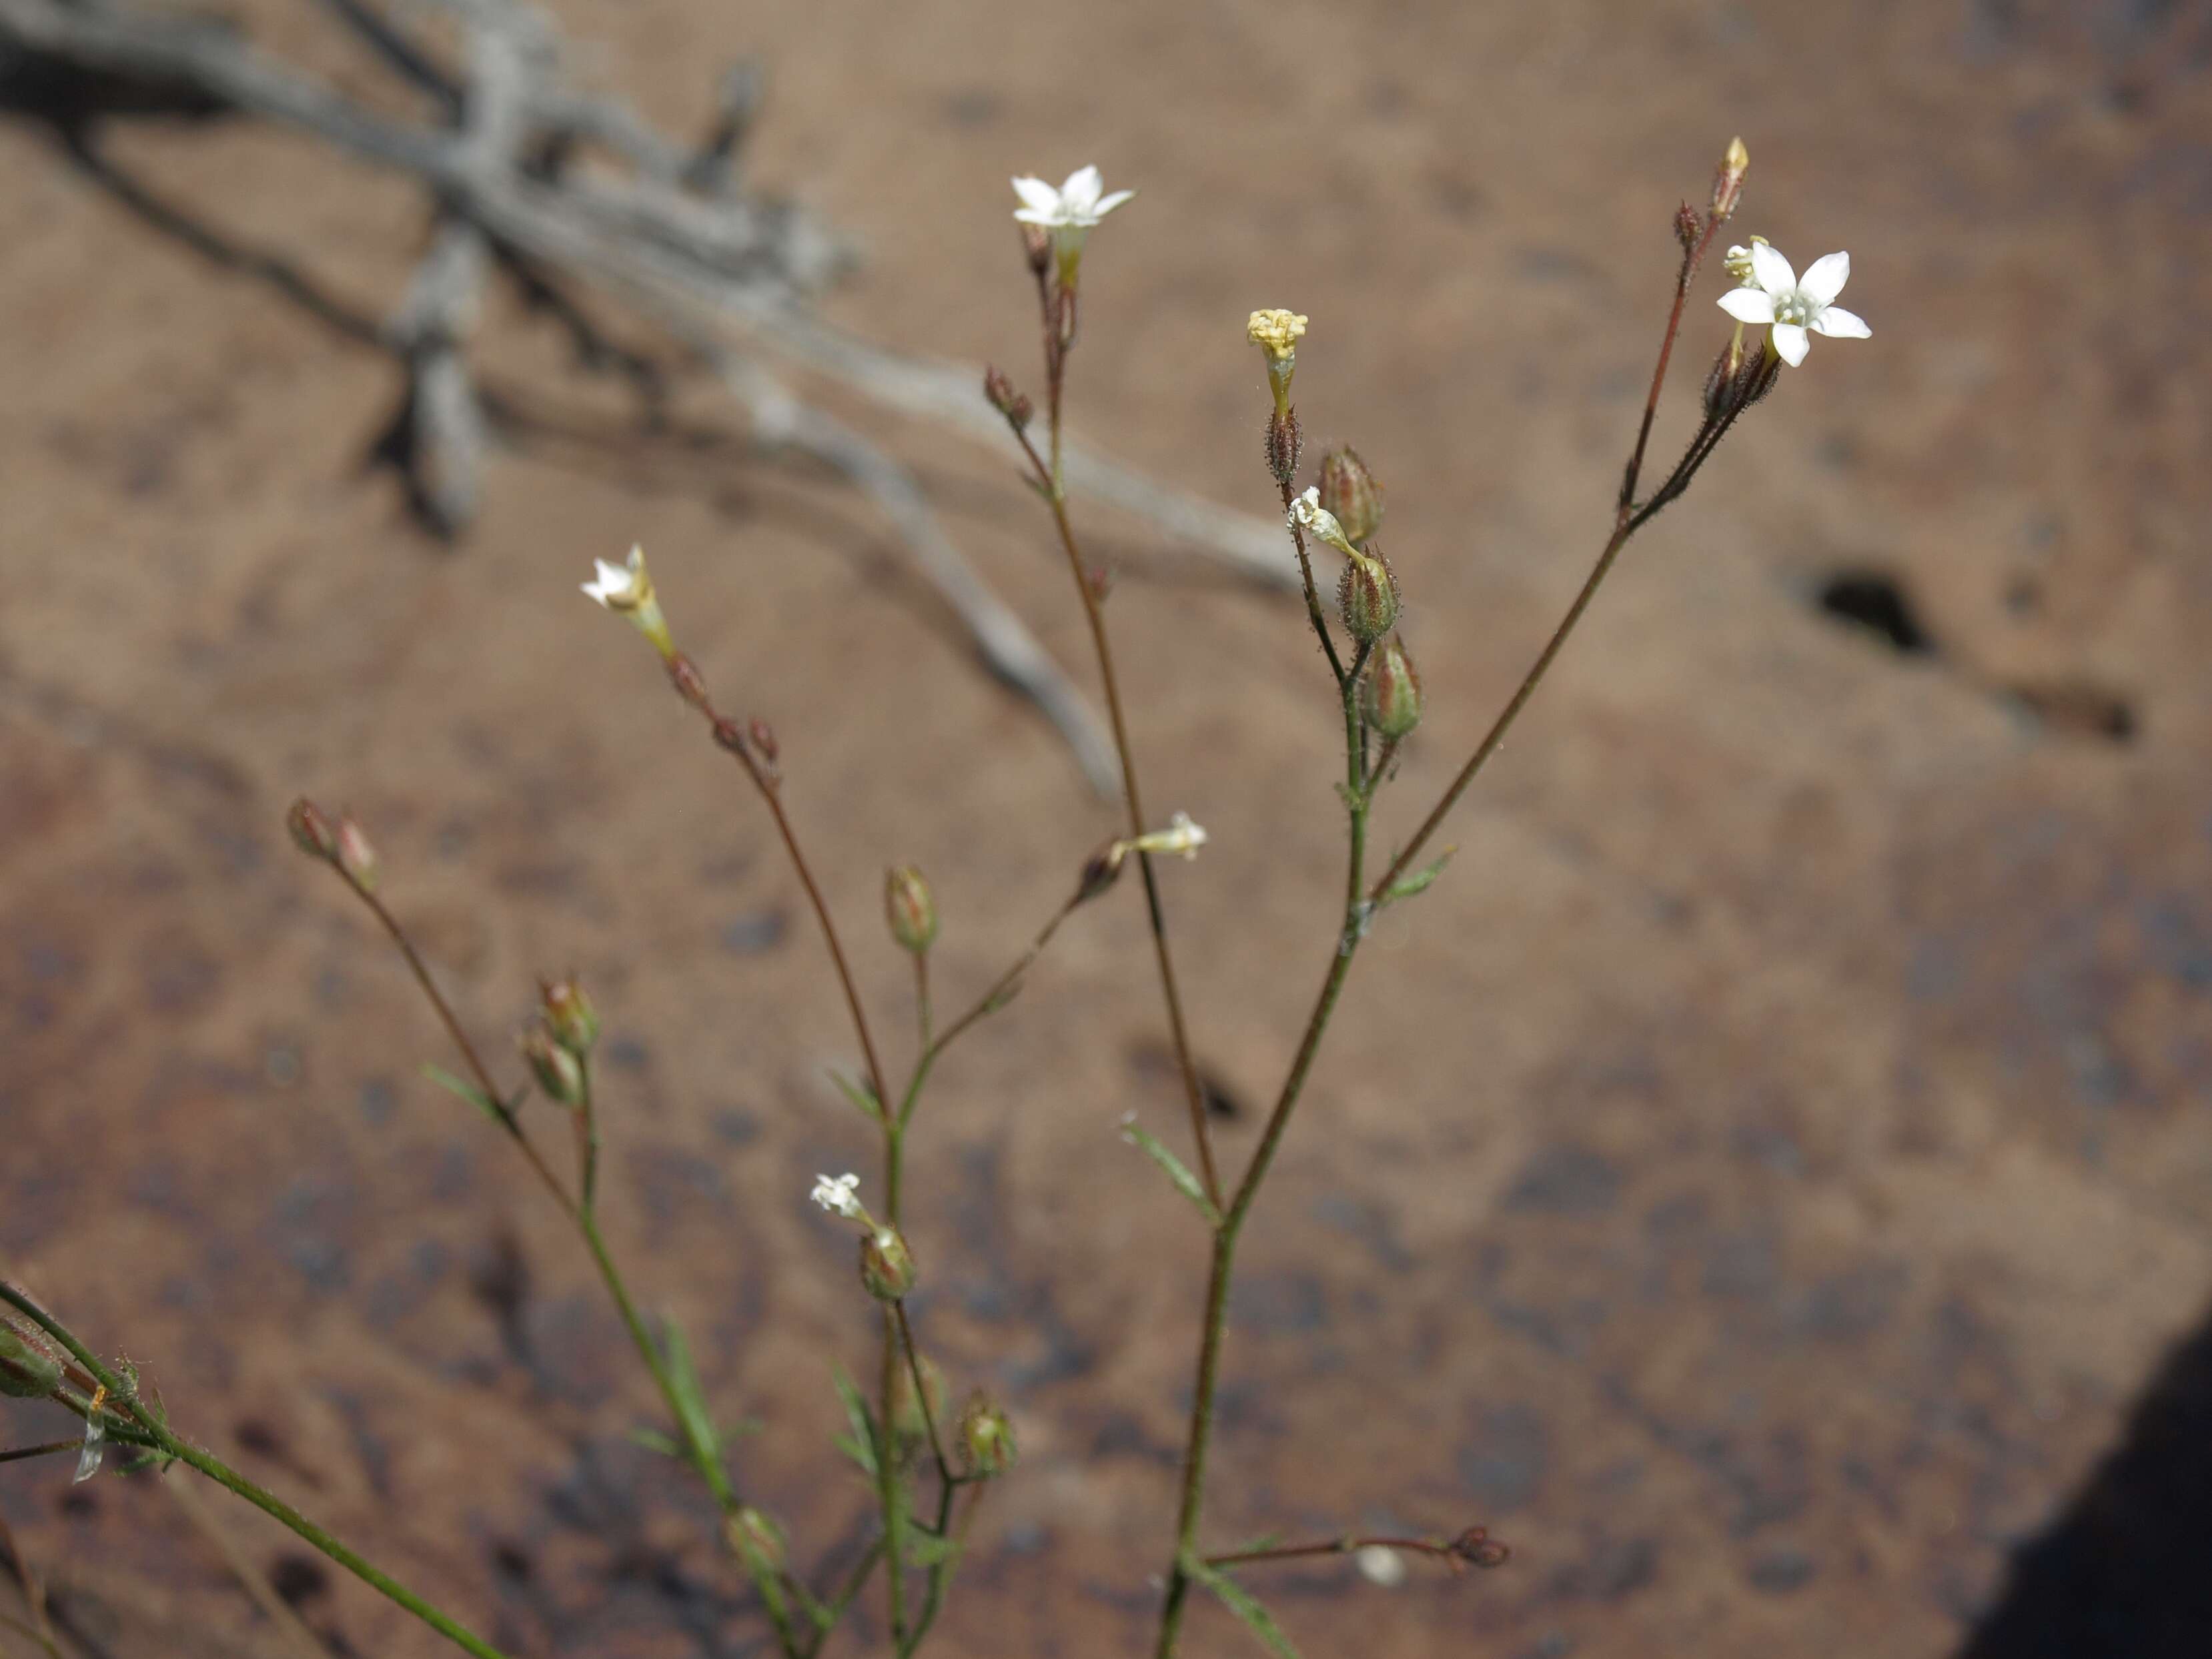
[
  {"x1": 1355, "y1": 1544, "x2": 1407, "y2": 1588},
  {"x1": 1011, "y1": 165, "x2": 1135, "y2": 233},
  {"x1": 1716, "y1": 243, "x2": 1869, "y2": 368},
  {"x1": 810, "y1": 1172, "x2": 863, "y2": 1221},
  {"x1": 1011, "y1": 165, "x2": 1133, "y2": 280}
]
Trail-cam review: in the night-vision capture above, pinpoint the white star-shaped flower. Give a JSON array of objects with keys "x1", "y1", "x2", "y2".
[
  {"x1": 1011, "y1": 165, "x2": 1135, "y2": 233},
  {"x1": 582, "y1": 545, "x2": 651, "y2": 610},
  {"x1": 810, "y1": 1172, "x2": 863, "y2": 1220},
  {"x1": 1716, "y1": 243, "x2": 1868, "y2": 368},
  {"x1": 1129, "y1": 811, "x2": 1207, "y2": 861}
]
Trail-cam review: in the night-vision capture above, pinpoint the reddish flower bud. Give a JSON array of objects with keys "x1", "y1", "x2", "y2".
[
  {"x1": 1075, "y1": 837, "x2": 1127, "y2": 904},
  {"x1": 1263, "y1": 408, "x2": 1303, "y2": 485},
  {"x1": 1363, "y1": 636, "x2": 1424, "y2": 740},
  {"x1": 539, "y1": 976, "x2": 600, "y2": 1054},
  {"x1": 885, "y1": 864, "x2": 938, "y2": 954},
  {"x1": 1337, "y1": 550, "x2": 1402, "y2": 646},
  {"x1": 859, "y1": 1226, "x2": 917, "y2": 1302},
  {"x1": 334, "y1": 816, "x2": 380, "y2": 893},
  {"x1": 1317, "y1": 446, "x2": 1384, "y2": 546},
  {"x1": 984, "y1": 366, "x2": 1033, "y2": 431},
  {"x1": 518, "y1": 1024, "x2": 585, "y2": 1107},
  {"x1": 747, "y1": 719, "x2": 779, "y2": 764},
  {"x1": 286, "y1": 798, "x2": 339, "y2": 863},
  {"x1": 1711, "y1": 135, "x2": 1749, "y2": 221},
  {"x1": 667, "y1": 652, "x2": 710, "y2": 711},
  {"x1": 959, "y1": 1394, "x2": 1017, "y2": 1478}
]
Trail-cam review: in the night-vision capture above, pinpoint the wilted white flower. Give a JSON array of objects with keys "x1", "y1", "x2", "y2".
[
  {"x1": 810, "y1": 1172, "x2": 863, "y2": 1220},
  {"x1": 1288, "y1": 486, "x2": 1358, "y2": 558},
  {"x1": 1011, "y1": 165, "x2": 1134, "y2": 280},
  {"x1": 581, "y1": 544, "x2": 674, "y2": 658},
  {"x1": 1129, "y1": 811, "x2": 1207, "y2": 861},
  {"x1": 1355, "y1": 1544, "x2": 1406, "y2": 1588},
  {"x1": 1716, "y1": 243, "x2": 1868, "y2": 368}
]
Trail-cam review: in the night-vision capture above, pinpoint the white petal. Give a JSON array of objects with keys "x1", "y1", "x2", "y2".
[
  {"x1": 1808, "y1": 305, "x2": 1870, "y2": 339},
  {"x1": 1798, "y1": 251, "x2": 1850, "y2": 308},
  {"x1": 1092, "y1": 189, "x2": 1135, "y2": 217},
  {"x1": 1749, "y1": 241, "x2": 1796, "y2": 297},
  {"x1": 1770, "y1": 322, "x2": 1810, "y2": 367},
  {"x1": 1717, "y1": 288, "x2": 1776, "y2": 324},
  {"x1": 1011, "y1": 175, "x2": 1059, "y2": 213},
  {"x1": 1061, "y1": 164, "x2": 1103, "y2": 208}
]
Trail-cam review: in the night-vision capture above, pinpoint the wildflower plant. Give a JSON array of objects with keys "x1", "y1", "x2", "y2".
[{"x1": 2, "y1": 135, "x2": 1866, "y2": 1657}]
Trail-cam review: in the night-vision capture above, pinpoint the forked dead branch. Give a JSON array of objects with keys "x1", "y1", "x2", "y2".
[
  {"x1": 0, "y1": 0, "x2": 1297, "y2": 793},
  {"x1": 0, "y1": 113, "x2": 1868, "y2": 1659}
]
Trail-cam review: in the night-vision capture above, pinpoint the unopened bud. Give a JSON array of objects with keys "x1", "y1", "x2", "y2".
[
  {"x1": 1087, "y1": 564, "x2": 1113, "y2": 604},
  {"x1": 540, "y1": 977, "x2": 600, "y2": 1054},
  {"x1": 726, "y1": 1508, "x2": 786, "y2": 1574},
  {"x1": 1317, "y1": 446, "x2": 1384, "y2": 547},
  {"x1": 1363, "y1": 636, "x2": 1423, "y2": 740},
  {"x1": 668, "y1": 653, "x2": 710, "y2": 712},
  {"x1": 1337, "y1": 550, "x2": 1402, "y2": 646},
  {"x1": 959, "y1": 1394, "x2": 1017, "y2": 1478},
  {"x1": 286, "y1": 798, "x2": 339, "y2": 862},
  {"x1": 885, "y1": 865, "x2": 938, "y2": 954},
  {"x1": 859, "y1": 1226, "x2": 917, "y2": 1302},
  {"x1": 1702, "y1": 332, "x2": 1744, "y2": 421},
  {"x1": 1712, "y1": 135, "x2": 1749, "y2": 220},
  {"x1": 1020, "y1": 221, "x2": 1051, "y2": 275},
  {"x1": 747, "y1": 719, "x2": 779, "y2": 765},
  {"x1": 712, "y1": 716, "x2": 747, "y2": 756},
  {"x1": 335, "y1": 816, "x2": 379, "y2": 892},
  {"x1": 0, "y1": 1323, "x2": 63, "y2": 1400},
  {"x1": 1263, "y1": 408, "x2": 1303, "y2": 485},
  {"x1": 984, "y1": 366, "x2": 1033, "y2": 431},
  {"x1": 1448, "y1": 1526, "x2": 1512, "y2": 1570},
  {"x1": 519, "y1": 1025, "x2": 586, "y2": 1107},
  {"x1": 1076, "y1": 837, "x2": 1128, "y2": 904},
  {"x1": 1674, "y1": 202, "x2": 1701, "y2": 253}
]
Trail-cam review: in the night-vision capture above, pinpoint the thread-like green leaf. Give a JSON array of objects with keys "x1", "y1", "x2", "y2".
[
  {"x1": 1182, "y1": 1555, "x2": 1303, "y2": 1659},
  {"x1": 1120, "y1": 1119, "x2": 1221, "y2": 1227}
]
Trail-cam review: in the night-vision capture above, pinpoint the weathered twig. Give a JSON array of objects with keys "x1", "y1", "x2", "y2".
[{"x1": 710, "y1": 349, "x2": 1122, "y2": 792}]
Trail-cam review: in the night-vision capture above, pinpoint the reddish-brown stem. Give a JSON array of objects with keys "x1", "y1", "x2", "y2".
[
  {"x1": 1203, "y1": 1532, "x2": 1506, "y2": 1571},
  {"x1": 346, "y1": 879, "x2": 574, "y2": 1213},
  {"x1": 1013, "y1": 411, "x2": 1223, "y2": 1213},
  {"x1": 1619, "y1": 207, "x2": 1731, "y2": 512}
]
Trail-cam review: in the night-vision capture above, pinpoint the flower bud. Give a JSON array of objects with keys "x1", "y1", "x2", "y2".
[
  {"x1": 286, "y1": 798, "x2": 339, "y2": 863},
  {"x1": 726, "y1": 1507, "x2": 786, "y2": 1574},
  {"x1": 859, "y1": 1226, "x2": 917, "y2": 1302},
  {"x1": 1363, "y1": 636, "x2": 1423, "y2": 740},
  {"x1": 1674, "y1": 201, "x2": 1701, "y2": 253},
  {"x1": 335, "y1": 816, "x2": 380, "y2": 892},
  {"x1": 984, "y1": 366, "x2": 1033, "y2": 432},
  {"x1": 0, "y1": 1323, "x2": 63, "y2": 1400},
  {"x1": 885, "y1": 865, "x2": 939, "y2": 954},
  {"x1": 748, "y1": 719, "x2": 779, "y2": 765},
  {"x1": 539, "y1": 977, "x2": 600, "y2": 1054},
  {"x1": 1712, "y1": 135, "x2": 1749, "y2": 220},
  {"x1": 1337, "y1": 550, "x2": 1401, "y2": 646},
  {"x1": 1317, "y1": 446, "x2": 1384, "y2": 547},
  {"x1": 1263, "y1": 408, "x2": 1302, "y2": 485},
  {"x1": 959, "y1": 1394, "x2": 1017, "y2": 1478},
  {"x1": 1075, "y1": 837, "x2": 1128, "y2": 904},
  {"x1": 668, "y1": 652, "x2": 710, "y2": 712},
  {"x1": 519, "y1": 1024, "x2": 586, "y2": 1107}
]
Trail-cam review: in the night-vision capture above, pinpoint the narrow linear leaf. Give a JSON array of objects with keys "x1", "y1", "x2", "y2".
[
  {"x1": 421, "y1": 1062, "x2": 505, "y2": 1126},
  {"x1": 658, "y1": 1317, "x2": 722, "y2": 1472},
  {"x1": 829, "y1": 1365, "x2": 879, "y2": 1477},
  {"x1": 1120, "y1": 1119, "x2": 1221, "y2": 1227},
  {"x1": 626, "y1": 1428, "x2": 682, "y2": 1458},
  {"x1": 827, "y1": 1069, "x2": 883, "y2": 1122},
  {"x1": 1183, "y1": 1556, "x2": 1303, "y2": 1659},
  {"x1": 1380, "y1": 847, "x2": 1456, "y2": 905}
]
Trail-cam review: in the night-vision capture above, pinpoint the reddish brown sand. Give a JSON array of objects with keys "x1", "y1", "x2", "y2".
[{"x1": 5, "y1": 1, "x2": 2212, "y2": 1655}]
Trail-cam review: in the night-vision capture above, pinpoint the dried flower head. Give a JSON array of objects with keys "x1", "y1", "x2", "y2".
[{"x1": 1247, "y1": 308, "x2": 1308, "y2": 417}]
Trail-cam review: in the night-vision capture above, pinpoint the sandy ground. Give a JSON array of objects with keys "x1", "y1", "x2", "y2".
[{"x1": 5, "y1": 0, "x2": 2212, "y2": 1655}]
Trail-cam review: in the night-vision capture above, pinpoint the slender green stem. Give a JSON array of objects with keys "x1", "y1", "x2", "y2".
[
  {"x1": 892, "y1": 1303, "x2": 953, "y2": 1487},
  {"x1": 901, "y1": 1479, "x2": 981, "y2": 1657},
  {"x1": 877, "y1": 1305, "x2": 909, "y2": 1647},
  {"x1": 798, "y1": 1540, "x2": 885, "y2": 1659},
  {"x1": 914, "y1": 953, "x2": 933, "y2": 1054},
  {"x1": 897, "y1": 893, "x2": 1080, "y2": 1129},
  {"x1": 3, "y1": 1285, "x2": 512, "y2": 1659},
  {"x1": 163, "y1": 1438, "x2": 512, "y2": 1659}
]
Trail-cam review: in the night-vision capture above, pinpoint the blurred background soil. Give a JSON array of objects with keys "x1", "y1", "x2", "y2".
[{"x1": 5, "y1": 0, "x2": 2212, "y2": 1654}]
